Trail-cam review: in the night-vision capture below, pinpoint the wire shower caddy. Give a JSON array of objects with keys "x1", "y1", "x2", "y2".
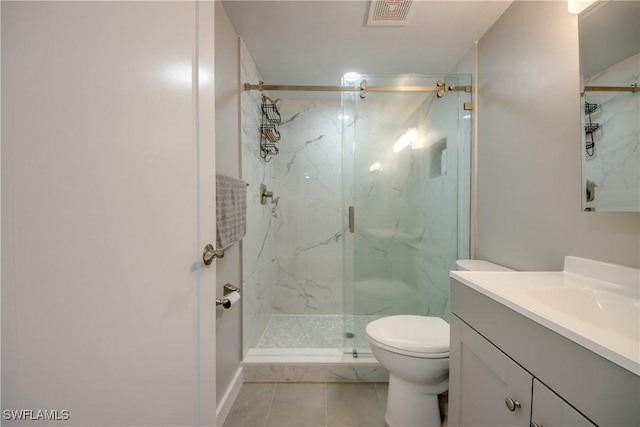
[
  {"x1": 260, "y1": 95, "x2": 281, "y2": 161},
  {"x1": 584, "y1": 101, "x2": 600, "y2": 157}
]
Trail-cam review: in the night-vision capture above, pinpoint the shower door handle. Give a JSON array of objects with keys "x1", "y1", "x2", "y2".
[{"x1": 349, "y1": 206, "x2": 355, "y2": 233}]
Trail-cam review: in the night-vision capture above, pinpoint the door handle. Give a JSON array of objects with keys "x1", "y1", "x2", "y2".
[{"x1": 349, "y1": 206, "x2": 355, "y2": 233}]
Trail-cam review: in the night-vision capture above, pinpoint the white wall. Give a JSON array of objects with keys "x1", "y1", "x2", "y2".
[
  {"x1": 477, "y1": 1, "x2": 640, "y2": 271},
  {"x1": 1, "y1": 2, "x2": 217, "y2": 425},
  {"x1": 214, "y1": 0, "x2": 243, "y2": 410}
]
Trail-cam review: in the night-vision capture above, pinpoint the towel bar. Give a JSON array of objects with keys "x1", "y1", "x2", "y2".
[{"x1": 203, "y1": 244, "x2": 224, "y2": 265}]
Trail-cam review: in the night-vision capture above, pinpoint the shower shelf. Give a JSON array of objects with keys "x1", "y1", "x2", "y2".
[
  {"x1": 260, "y1": 95, "x2": 281, "y2": 161},
  {"x1": 585, "y1": 123, "x2": 601, "y2": 134},
  {"x1": 262, "y1": 102, "x2": 282, "y2": 124},
  {"x1": 584, "y1": 102, "x2": 599, "y2": 115},
  {"x1": 261, "y1": 143, "x2": 279, "y2": 157},
  {"x1": 261, "y1": 124, "x2": 280, "y2": 142},
  {"x1": 584, "y1": 100, "x2": 599, "y2": 157}
]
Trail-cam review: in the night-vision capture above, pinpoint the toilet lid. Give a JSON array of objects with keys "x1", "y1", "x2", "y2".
[{"x1": 366, "y1": 315, "x2": 449, "y2": 355}]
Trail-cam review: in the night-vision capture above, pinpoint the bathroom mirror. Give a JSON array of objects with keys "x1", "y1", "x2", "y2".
[{"x1": 579, "y1": 1, "x2": 639, "y2": 212}]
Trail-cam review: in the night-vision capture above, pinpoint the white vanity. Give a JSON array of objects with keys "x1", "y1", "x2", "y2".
[{"x1": 448, "y1": 256, "x2": 640, "y2": 427}]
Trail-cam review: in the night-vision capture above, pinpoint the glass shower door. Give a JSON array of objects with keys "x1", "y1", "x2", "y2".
[{"x1": 342, "y1": 74, "x2": 471, "y2": 356}]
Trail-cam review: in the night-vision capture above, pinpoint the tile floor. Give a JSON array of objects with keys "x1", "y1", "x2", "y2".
[
  {"x1": 222, "y1": 382, "x2": 388, "y2": 427},
  {"x1": 223, "y1": 382, "x2": 448, "y2": 427},
  {"x1": 256, "y1": 314, "x2": 382, "y2": 352}
]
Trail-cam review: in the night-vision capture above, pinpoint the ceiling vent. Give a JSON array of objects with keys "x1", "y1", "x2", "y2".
[{"x1": 367, "y1": 0, "x2": 414, "y2": 26}]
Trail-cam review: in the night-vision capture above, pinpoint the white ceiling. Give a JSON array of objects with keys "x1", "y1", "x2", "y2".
[{"x1": 221, "y1": 1, "x2": 513, "y2": 88}]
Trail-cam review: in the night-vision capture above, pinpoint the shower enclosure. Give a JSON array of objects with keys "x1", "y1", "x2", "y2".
[
  {"x1": 241, "y1": 62, "x2": 471, "y2": 360},
  {"x1": 343, "y1": 74, "x2": 471, "y2": 356}
]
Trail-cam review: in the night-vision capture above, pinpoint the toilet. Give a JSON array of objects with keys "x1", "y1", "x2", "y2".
[
  {"x1": 367, "y1": 315, "x2": 449, "y2": 427},
  {"x1": 366, "y1": 260, "x2": 513, "y2": 427}
]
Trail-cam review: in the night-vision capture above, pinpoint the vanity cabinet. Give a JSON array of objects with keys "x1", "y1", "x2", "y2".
[
  {"x1": 449, "y1": 278, "x2": 639, "y2": 427},
  {"x1": 532, "y1": 379, "x2": 595, "y2": 427},
  {"x1": 449, "y1": 314, "x2": 596, "y2": 427},
  {"x1": 449, "y1": 315, "x2": 532, "y2": 426}
]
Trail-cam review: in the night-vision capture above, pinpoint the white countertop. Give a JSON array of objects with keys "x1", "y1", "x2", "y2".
[{"x1": 450, "y1": 257, "x2": 640, "y2": 376}]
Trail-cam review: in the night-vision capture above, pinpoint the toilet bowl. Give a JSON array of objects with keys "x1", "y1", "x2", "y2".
[
  {"x1": 366, "y1": 315, "x2": 449, "y2": 427},
  {"x1": 366, "y1": 260, "x2": 514, "y2": 427}
]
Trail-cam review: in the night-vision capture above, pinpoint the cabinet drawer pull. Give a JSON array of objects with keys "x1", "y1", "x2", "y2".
[{"x1": 505, "y1": 397, "x2": 521, "y2": 412}]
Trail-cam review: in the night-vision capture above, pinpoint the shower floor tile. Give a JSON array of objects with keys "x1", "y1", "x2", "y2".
[{"x1": 256, "y1": 314, "x2": 382, "y2": 352}]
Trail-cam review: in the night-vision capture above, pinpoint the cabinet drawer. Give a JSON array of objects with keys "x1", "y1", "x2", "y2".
[{"x1": 532, "y1": 379, "x2": 596, "y2": 427}]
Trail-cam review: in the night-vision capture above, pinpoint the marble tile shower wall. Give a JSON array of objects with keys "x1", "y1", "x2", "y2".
[
  {"x1": 272, "y1": 100, "x2": 346, "y2": 315},
  {"x1": 351, "y1": 98, "x2": 422, "y2": 299},
  {"x1": 352, "y1": 90, "x2": 463, "y2": 321},
  {"x1": 264, "y1": 87, "x2": 468, "y2": 320},
  {"x1": 416, "y1": 89, "x2": 463, "y2": 321},
  {"x1": 240, "y1": 40, "x2": 275, "y2": 353},
  {"x1": 583, "y1": 53, "x2": 640, "y2": 210}
]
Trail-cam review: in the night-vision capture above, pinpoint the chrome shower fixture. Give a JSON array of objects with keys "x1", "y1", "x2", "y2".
[{"x1": 260, "y1": 184, "x2": 274, "y2": 205}]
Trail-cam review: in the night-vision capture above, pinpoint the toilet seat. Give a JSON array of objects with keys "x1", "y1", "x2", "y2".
[{"x1": 366, "y1": 315, "x2": 450, "y2": 358}]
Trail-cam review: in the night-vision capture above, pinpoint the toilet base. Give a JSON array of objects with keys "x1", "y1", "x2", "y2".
[{"x1": 385, "y1": 373, "x2": 445, "y2": 427}]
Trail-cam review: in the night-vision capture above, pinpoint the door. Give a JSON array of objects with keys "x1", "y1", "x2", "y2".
[
  {"x1": 342, "y1": 74, "x2": 471, "y2": 355},
  {"x1": 449, "y1": 315, "x2": 533, "y2": 427},
  {"x1": 1, "y1": 2, "x2": 216, "y2": 425}
]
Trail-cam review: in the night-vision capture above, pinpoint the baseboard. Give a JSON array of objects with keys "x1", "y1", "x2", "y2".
[{"x1": 216, "y1": 366, "x2": 243, "y2": 426}]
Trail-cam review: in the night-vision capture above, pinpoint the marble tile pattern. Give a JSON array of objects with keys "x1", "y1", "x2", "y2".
[
  {"x1": 272, "y1": 100, "x2": 347, "y2": 315},
  {"x1": 349, "y1": 77, "x2": 468, "y2": 322},
  {"x1": 583, "y1": 53, "x2": 640, "y2": 211},
  {"x1": 240, "y1": 68, "x2": 471, "y2": 355},
  {"x1": 351, "y1": 94, "x2": 422, "y2": 291},
  {"x1": 240, "y1": 40, "x2": 276, "y2": 354},
  {"x1": 416, "y1": 84, "x2": 464, "y2": 322},
  {"x1": 242, "y1": 363, "x2": 390, "y2": 384}
]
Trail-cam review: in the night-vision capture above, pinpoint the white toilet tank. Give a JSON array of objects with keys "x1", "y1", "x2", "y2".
[{"x1": 455, "y1": 259, "x2": 514, "y2": 271}]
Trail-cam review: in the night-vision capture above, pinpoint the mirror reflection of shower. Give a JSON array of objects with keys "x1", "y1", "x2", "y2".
[{"x1": 240, "y1": 54, "x2": 471, "y2": 360}]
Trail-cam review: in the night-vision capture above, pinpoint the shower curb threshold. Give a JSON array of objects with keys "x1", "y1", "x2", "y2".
[
  {"x1": 244, "y1": 348, "x2": 379, "y2": 364},
  {"x1": 242, "y1": 348, "x2": 389, "y2": 382}
]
